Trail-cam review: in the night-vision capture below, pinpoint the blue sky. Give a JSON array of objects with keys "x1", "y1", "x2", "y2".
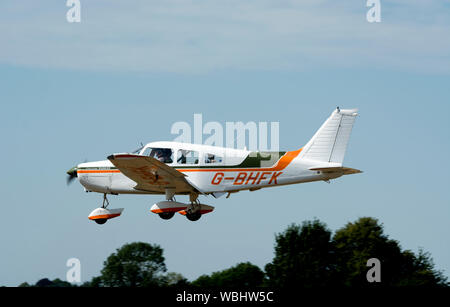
[{"x1": 0, "y1": 1, "x2": 449, "y2": 286}]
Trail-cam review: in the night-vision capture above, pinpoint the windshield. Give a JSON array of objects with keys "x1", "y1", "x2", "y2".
[{"x1": 131, "y1": 145, "x2": 144, "y2": 154}]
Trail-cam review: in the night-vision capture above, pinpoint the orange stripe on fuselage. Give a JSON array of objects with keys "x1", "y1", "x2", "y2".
[{"x1": 77, "y1": 170, "x2": 121, "y2": 174}]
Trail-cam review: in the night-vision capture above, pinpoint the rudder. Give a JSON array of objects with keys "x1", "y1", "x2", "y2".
[{"x1": 299, "y1": 108, "x2": 358, "y2": 164}]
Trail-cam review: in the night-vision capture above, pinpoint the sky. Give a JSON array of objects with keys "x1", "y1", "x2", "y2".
[{"x1": 0, "y1": 1, "x2": 449, "y2": 286}]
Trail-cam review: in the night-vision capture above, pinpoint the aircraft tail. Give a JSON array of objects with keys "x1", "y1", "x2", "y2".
[{"x1": 299, "y1": 107, "x2": 358, "y2": 164}]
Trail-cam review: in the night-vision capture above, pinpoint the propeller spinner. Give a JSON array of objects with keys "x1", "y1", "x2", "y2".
[{"x1": 66, "y1": 166, "x2": 78, "y2": 185}]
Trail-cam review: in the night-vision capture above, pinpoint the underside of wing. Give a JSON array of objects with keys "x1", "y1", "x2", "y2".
[{"x1": 108, "y1": 154, "x2": 197, "y2": 194}]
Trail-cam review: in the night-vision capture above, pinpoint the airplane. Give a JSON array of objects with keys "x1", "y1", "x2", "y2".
[{"x1": 67, "y1": 107, "x2": 362, "y2": 224}]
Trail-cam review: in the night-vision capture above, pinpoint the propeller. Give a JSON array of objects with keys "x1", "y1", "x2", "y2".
[{"x1": 66, "y1": 166, "x2": 78, "y2": 185}]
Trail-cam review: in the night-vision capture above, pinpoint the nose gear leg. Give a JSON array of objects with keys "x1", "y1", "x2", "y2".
[{"x1": 102, "y1": 193, "x2": 110, "y2": 209}]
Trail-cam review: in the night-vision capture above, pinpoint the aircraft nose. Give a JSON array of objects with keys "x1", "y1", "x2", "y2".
[
  {"x1": 67, "y1": 166, "x2": 77, "y2": 177},
  {"x1": 66, "y1": 166, "x2": 78, "y2": 185}
]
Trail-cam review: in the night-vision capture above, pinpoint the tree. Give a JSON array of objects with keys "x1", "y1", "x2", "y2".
[
  {"x1": 265, "y1": 218, "x2": 448, "y2": 288},
  {"x1": 18, "y1": 278, "x2": 74, "y2": 287},
  {"x1": 80, "y1": 276, "x2": 102, "y2": 287},
  {"x1": 333, "y1": 217, "x2": 448, "y2": 287},
  {"x1": 165, "y1": 272, "x2": 190, "y2": 287},
  {"x1": 192, "y1": 262, "x2": 265, "y2": 287},
  {"x1": 99, "y1": 242, "x2": 167, "y2": 287},
  {"x1": 18, "y1": 282, "x2": 31, "y2": 287},
  {"x1": 265, "y1": 220, "x2": 335, "y2": 287}
]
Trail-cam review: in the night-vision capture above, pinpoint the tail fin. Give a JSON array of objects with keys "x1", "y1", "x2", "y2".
[{"x1": 299, "y1": 108, "x2": 358, "y2": 164}]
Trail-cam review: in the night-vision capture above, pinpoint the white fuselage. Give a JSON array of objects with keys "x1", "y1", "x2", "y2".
[{"x1": 76, "y1": 142, "x2": 342, "y2": 196}]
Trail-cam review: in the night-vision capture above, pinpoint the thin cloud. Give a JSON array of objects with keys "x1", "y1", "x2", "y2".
[{"x1": 0, "y1": 0, "x2": 449, "y2": 74}]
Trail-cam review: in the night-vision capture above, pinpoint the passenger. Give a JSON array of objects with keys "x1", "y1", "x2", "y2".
[
  {"x1": 206, "y1": 154, "x2": 216, "y2": 163},
  {"x1": 178, "y1": 153, "x2": 187, "y2": 164},
  {"x1": 162, "y1": 149, "x2": 173, "y2": 163},
  {"x1": 155, "y1": 149, "x2": 165, "y2": 162}
]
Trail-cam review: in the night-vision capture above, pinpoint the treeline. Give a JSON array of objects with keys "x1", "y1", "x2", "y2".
[{"x1": 19, "y1": 217, "x2": 448, "y2": 287}]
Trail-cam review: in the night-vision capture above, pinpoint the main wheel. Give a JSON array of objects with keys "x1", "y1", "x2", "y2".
[
  {"x1": 94, "y1": 218, "x2": 107, "y2": 225},
  {"x1": 186, "y1": 211, "x2": 201, "y2": 221},
  {"x1": 159, "y1": 212, "x2": 175, "y2": 220}
]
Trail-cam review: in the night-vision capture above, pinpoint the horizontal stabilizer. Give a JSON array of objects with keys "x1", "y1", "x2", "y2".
[{"x1": 309, "y1": 166, "x2": 362, "y2": 175}]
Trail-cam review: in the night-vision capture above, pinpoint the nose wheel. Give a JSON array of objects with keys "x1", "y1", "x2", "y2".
[
  {"x1": 95, "y1": 194, "x2": 110, "y2": 224},
  {"x1": 88, "y1": 194, "x2": 124, "y2": 225}
]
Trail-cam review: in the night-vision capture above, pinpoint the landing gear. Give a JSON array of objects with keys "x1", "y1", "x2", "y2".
[
  {"x1": 88, "y1": 194, "x2": 124, "y2": 225},
  {"x1": 150, "y1": 191, "x2": 214, "y2": 221},
  {"x1": 96, "y1": 194, "x2": 110, "y2": 225},
  {"x1": 185, "y1": 194, "x2": 202, "y2": 222},
  {"x1": 158, "y1": 212, "x2": 175, "y2": 220},
  {"x1": 102, "y1": 193, "x2": 110, "y2": 209},
  {"x1": 186, "y1": 211, "x2": 201, "y2": 221},
  {"x1": 156, "y1": 189, "x2": 177, "y2": 220}
]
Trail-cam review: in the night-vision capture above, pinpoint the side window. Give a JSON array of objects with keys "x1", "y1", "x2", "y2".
[
  {"x1": 177, "y1": 150, "x2": 199, "y2": 165},
  {"x1": 144, "y1": 147, "x2": 173, "y2": 164},
  {"x1": 205, "y1": 153, "x2": 223, "y2": 164}
]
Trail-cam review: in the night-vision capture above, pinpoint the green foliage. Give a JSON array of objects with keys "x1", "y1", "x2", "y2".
[
  {"x1": 81, "y1": 276, "x2": 102, "y2": 287},
  {"x1": 18, "y1": 282, "x2": 31, "y2": 287},
  {"x1": 265, "y1": 220, "x2": 335, "y2": 287},
  {"x1": 99, "y1": 242, "x2": 167, "y2": 287},
  {"x1": 18, "y1": 278, "x2": 75, "y2": 287},
  {"x1": 333, "y1": 217, "x2": 448, "y2": 287},
  {"x1": 165, "y1": 272, "x2": 190, "y2": 287},
  {"x1": 265, "y1": 217, "x2": 448, "y2": 287},
  {"x1": 16, "y1": 217, "x2": 448, "y2": 288},
  {"x1": 333, "y1": 217, "x2": 404, "y2": 286},
  {"x1": 192, "y1": 262, "x2": 265, "y2": 287}
]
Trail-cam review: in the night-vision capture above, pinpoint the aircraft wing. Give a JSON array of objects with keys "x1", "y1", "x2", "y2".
[{"x1": 107, "y1": 154, "x2": 198, "y2": 194}]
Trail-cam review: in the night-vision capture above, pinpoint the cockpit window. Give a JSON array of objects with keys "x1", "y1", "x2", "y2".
[
  {"x1": 205, "y1": 153, "x2": 223, "y2": 164},
  {"x1": 131, "y1": 145, "x2": 144, "y2": 154},
  {"x1": 143, "y1": 147, "x2": 173, "y2": 164},
  {"x1": 177, "y1": 150, "x2": 199, "y2": 165}
]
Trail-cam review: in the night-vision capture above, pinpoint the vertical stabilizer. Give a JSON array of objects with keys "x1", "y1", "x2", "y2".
[{"x1": 299, "y1": 108, "x2": 358, "y2": 164}]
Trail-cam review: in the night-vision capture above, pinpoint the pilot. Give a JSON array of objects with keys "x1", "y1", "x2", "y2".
[
  {"x1": 155, "y1": 149, "x2": 165, "y2": 162},
  {"x1": 156, "y1": 149, "x2": 172, "y2": 163}
]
